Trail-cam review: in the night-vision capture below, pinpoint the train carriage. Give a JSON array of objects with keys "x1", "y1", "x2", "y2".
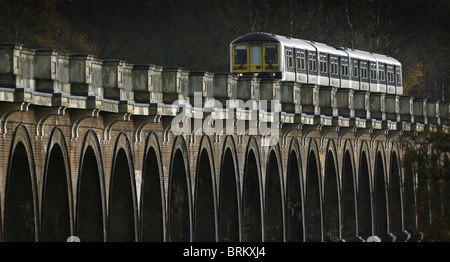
[{"x1": 230, "y1": 32, "x2": 403, "y2": 95}]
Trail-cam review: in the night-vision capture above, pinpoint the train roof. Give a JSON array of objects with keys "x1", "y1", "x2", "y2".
[
  {"x1": 306, "y1": 41, "x2": 348, "y2": 57},
  {"x1": 231, "y1": 32, "x2": 401, "y2": 66},
  {"x1": 369, "y1": 52, "x2": 402, "y2": 66}
]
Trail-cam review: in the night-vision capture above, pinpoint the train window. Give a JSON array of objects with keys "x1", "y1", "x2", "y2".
[
  {"x1": 320, "y1": 55, "x2": 328, "y2": 73},
  {"x1": 361, "y1": 62, "x2": 368, "y2": 79},
  {"x1": 331, "y1": 57, "x2": 338, "y2": 75},
  {"x1": 379, "y1": 65, "x2": 385, "y2": 81},
  {"x1": 286, "y1": 50, "x2": 293, "y2": 68},
  {"x1": 252, "y1": 45, "x2": 261, "y2": 65},
  {"x1": 370, "y1": 64, "x2": 377, "y2": 80},
  {"x1": 353, "y1": 61, "x2": 358, "y2": 78},
  {"x1": 297, "y1": 51, "x2": 306, "y2": 70},
  {"x1": 387, "y1": 66, "x2": 394, "y2": 82},
  {"x1": 309, "y1": 53, "x2": 317, "y2": 72},
  {"x1": 396, "y1": 69, "x2": 402, "y2": 84},
  {"x1": 341, "y1": 59, "x2": 349, "y2": 76},
  {"x1": 265, "y1": 45, "x2": 278, "y2": 65},
  {"x1": 234, "y1": 45, "x2": 247, "y2": 65}
]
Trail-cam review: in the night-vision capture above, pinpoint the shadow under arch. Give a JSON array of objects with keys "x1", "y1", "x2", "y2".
[
  {"x1": 4, "y1": 125, "x2": 39, "y2": 242},
  {"x1": 374, "y1": 142, "x2": 388, "y2": 239},
  {"x1": 168, "y1": 135, "x2": 192, "y2": 242},
  {"x1": 402, "y1": 142, "x2": 416, "y2": 234},
  {"x1": 218, "y1": 135, "x2": 241, "y2": 242},
  {"x1": 76, "y1": 129, "x2": 107, "y2": 242},
  {"x1": 140, "y1": 131, "x2": 166, "y2": 242},
  {"x1": 305, "y1": 138, "x2": 322, "y2": 242},
  {"x1": 358, "y1": 141, "x2": 372, "y2": 239},
  {"x1": 109, "y1": 132, "x2": 138, "y2": 242},
  {"x1": 286, "y1": 138, "x2": 304, "y2": 242},
  {"x1": 323, "y1": 139, "x2": 340, "y2": 241},
  {"x1": 388, "y1": 144, "x2": 403, "y2": 237},
  {"x1": 341, "y1": 139, "x2": 357, "y2": 240},
  {"x1": 41, "y1": 127, "x2": 73, "y2": 242},
  {"x1": 264, "y1": 143, "x2": 285, "y2": 242},
  {"x1": 194, "y1": 135, "x2": 217, "y2": 242},
  {"x1": 242, "y1": 136, "x2": 263, "y2": 242}
]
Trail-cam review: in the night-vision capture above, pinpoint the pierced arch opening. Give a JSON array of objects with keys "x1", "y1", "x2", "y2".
[
  {"x1": 417, "y1": 148, "x2": 430, "y2": 232},
  {"x1": 286, "y1": 150, "x2": 303, "y2": 242},
  {"x1": 342, "y1": 150, "x2": 356, "y2": 240},
  {"x1": 374, "y1": 151, "x2": 388, "y2": 236},
  {"x1": 305, "y1": 150, "x2": 321, "y2": 242},
  {"x1": 219, "y1": 148, "x2": 239, "y2": 242},
  {"x1": 403, "y1": 146, "x2": 416, "y2": 233},
  {"x1": 168, "y1": 149, "x2": 190, "y2": 242},
  {"x1": 264, "y1": 150, "x2": 283, "y2": 242},
  {"x1": 242, "y1": 149, "x2": 262, "y2": 242},
  {"x1": 41, "y1": 143, "x2": 71, "y2": 242},
  {"x1": 109, "y1": 148, "x2": 137, "y2": 242},
  {"x1": 324, "y1": 150, "x2": 339, "y2": 241},
  {"x1": 358, "y1": 151, "x2": 372, "y2": 239},
  {"x1": 5, "y1": 141, "x2": 36, "y2": 241},
  {"x1": 388, "y1": 152, "x2": 402, "y2": 235},
  {"x1": 194, "y1": 148, "x2": 216, "y2": 242},
  {"x1": 141, "y1": 146, "x2": 164, "y2": 242},
  {"x1": 77, "y1": 146, "x2": 104, "y2": 242}
]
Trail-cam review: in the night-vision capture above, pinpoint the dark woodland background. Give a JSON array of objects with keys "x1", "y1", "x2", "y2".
[{"x1": 0, "y1": 0, "x2": 449, "y2": 101}]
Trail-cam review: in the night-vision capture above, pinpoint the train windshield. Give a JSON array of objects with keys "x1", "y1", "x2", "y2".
[
  {"x1": 234, "y1": 45, "x2": 247, "y2": 65},
  {"x1": 265, "y1": 45, "x2": 278, "y2": 64}
]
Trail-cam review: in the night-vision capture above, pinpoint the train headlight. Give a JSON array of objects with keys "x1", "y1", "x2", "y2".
[{"x1": 238, "y1": 73, "x2": 243, "y2": 76}]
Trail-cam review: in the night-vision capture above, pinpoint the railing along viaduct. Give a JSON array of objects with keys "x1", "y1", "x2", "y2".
[{"x1": 0, "y1": 43, "x2": 448, "y2": 242}]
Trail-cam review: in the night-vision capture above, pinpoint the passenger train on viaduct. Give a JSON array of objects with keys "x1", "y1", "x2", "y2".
[{"x1": 230, "y1": 32, "x2": 403, "y2": 95}]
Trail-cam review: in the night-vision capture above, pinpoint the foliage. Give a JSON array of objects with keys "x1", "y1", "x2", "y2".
[{"x1": 403, "y1": 130, "x2": 450, "y2": 241}]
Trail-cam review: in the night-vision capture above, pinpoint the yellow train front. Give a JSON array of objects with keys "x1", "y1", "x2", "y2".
[{"x1": 230, "y1": 33, "x2": 282, "y2": 79}]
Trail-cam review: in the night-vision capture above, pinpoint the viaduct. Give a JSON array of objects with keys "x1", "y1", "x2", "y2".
[{"x1": 0, "y1": 43, "x2": 448, "y2": 242}]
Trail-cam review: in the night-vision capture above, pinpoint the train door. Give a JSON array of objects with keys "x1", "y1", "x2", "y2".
[{"x1": 250, "y1": 44, "x2": 262, "y2": 72}]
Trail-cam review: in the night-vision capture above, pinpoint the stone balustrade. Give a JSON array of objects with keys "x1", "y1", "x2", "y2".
[{"x1": 0, "y1": 43, "x2": 448, "y2": 135}]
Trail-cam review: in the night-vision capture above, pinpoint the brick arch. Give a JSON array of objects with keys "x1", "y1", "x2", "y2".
[
  {"x1": 76, "y1": 129, "x2": 107, "y2": 242},
  {"x1": 323, "y1": 139, "x2": 340, "y2": 241},
  {"x1": 4, "y1": 124, "x2": 39, "y2": 242},
  {"x1": 374, "y1": 141, "x2": 388, "y2": 239},
  {"x1": 264, "y1": 143, "x2": 285, "y2": 242},
  {"x1": 168, "y1": 135, "x2": 192, "y2": 242},
  {"x1": 218, "y1": 135, "x2": 241, "y2": 242},
  {"x1": 41, "y1": 127, "x2": 74, "y2": 242},
  {"x1": 358, "y1": 140, "x2": 373, "y2": 239},
  {"x1": 193, "y1": 135, "x2": 218, "y2": 242},
  {"x1": 242, "y1": 135, "x2": 263, "y2": 242},
  {"x1": 140, "y1": 131, "x2": 166, "y2": 242},
  {"x1": 341, "y1": 139, "x2": 357, "y2": 240},
  {"x1": 388, "y1": 142, "x2": 403, "y2": 236},
  {"x1": 109, "y1": 132, "x2": 138, "y2": 242},
  {"x1": 305, "y1": 137, "x2": 322, "y2": 242}
]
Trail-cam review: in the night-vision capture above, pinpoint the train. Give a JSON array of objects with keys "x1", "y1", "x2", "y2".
[{"x1": 230, "y1": 32, "x2": 403, "y2": 95}]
